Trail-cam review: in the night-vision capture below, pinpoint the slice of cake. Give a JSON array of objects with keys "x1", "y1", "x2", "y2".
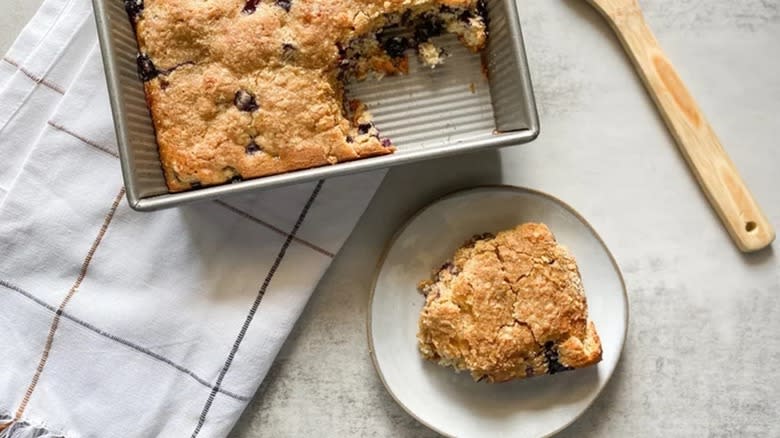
[
  {"x1": 417, "y1": 223, "x2": 602, "y2": 383},
  {"x1": 126, "y1": 0, "x2": 488, "y2": 192}
]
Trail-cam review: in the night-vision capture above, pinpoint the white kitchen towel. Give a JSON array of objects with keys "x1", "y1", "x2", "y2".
[{"x1": 0, "y1": 0, "x2": 385, "y2": 436}]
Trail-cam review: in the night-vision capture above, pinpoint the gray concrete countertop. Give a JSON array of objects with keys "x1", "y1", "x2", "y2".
[{"x1": 3, "y1": 1, "x2": 778, "y2": 437}]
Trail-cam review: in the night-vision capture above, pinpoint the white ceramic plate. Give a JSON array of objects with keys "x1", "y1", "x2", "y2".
[{"x1": 368, "y1": 186, "x2": 628, "y2": 438}]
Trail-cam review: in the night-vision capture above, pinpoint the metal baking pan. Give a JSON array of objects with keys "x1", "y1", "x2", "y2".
[{"x1": 92, "y1": 0, "x2": 539, "y2": 211}]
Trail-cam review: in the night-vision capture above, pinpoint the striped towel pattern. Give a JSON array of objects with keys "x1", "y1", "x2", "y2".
[{"x1": 0, "y1": 0, "x2": 385, "y2": 436}]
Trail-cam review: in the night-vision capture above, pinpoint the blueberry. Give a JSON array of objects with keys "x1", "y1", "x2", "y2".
[
  {"x1": 234, "y1": 89, "x2": 259, "y2": 112},
  {"x1": 543, "y1": 341, "x2": 573, "y2": 375},
  {"x1": 476, "y1": 0, "x2": 489, "y2": 28},
  {"x1": 400, "y1": 9, "x2": 413, "y2": 24},
  {"x1": 525, "y1": 365, "x2": 535, "y2": 377},
  {"x1": 245, "y1": 140, "x2": 262, "y2": 155},
  {"x1": 438, "y1": 261, "x2": 460, "y2": 277},
  {"x1": 136, "y1": 53, "x2": 158, "y2": 82},
  {"x1": 477, "y1": 0, "x2": 488, "y2": 18},
  {"x1": 275, "y1": 0, "x2": 292, "y2": 12},
  {"x1": 230, "y1": 175, "x2": 244, "y2": 183},
  {"x1": 345, "y1": 135, "x2": 354, "y2": 143},
  {"x1": 549, "y1": 361, "x2": 571, "y2": 375},
  {"x1": 381, "y1": 36, "x2": 409, "y2": 59},
  {"x1": 124, "y1": 0, "x2": 143, "y2": 23},
  {"x1": 357, "y1": 123, "x2": 373, "y2": 135},
  {"x1": 414, "y1": 15, "x2": 444, "y2": 43},
  {"x1": 242, "y1": 0, "x2": 259, "y2": 14},
  {"x1": 190, "y1": 181, "x2": 203, "y2": 189},
  {"x1": 281, "y1": 43, "x2": 297, "y2": 61},
  {"x1": 381, "y1": 138, "x2": 393, "y2": 148}
]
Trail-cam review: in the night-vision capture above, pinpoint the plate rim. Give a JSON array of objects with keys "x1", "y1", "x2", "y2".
[{"x1": 366, "y1": 185, "x2": 630, "y2": 438}]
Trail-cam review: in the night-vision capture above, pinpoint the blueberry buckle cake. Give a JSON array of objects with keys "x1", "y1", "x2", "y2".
[
  {"x1": 417, "y1": 223, "x2": 603, "y2": 383},
  {"x1": 125, "y1": 0, "x2": 488, "y2": 192}
]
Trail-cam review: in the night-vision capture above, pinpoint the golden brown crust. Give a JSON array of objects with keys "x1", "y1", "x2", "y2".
[
  {"x1": 417, "y1": 223, "x2": 603, "y2": 383},
  {"x1": 130, "y1": 0, "x2": 487, "y2": 191}
]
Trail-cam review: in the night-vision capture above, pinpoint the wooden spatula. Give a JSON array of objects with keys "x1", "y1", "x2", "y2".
[{"x1": 584, "y1": 0, "x2": 775, "y2": 252}]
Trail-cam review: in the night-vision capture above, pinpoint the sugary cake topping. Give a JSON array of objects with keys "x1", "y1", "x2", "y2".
[
  {"x1": 127, "y1": 0, "x2": 488, "y2": 191},
  {"x1": 417, "y1": 223, "x2": 603, "y2": 383}
]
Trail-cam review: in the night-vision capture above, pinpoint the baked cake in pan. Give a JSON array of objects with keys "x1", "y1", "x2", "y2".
[{"x1": 125, "y1": 0, "x2": 488, "y2": 192}]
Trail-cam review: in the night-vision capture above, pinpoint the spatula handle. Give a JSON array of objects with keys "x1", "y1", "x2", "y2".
[{"x1": 587, "y1": 0, "x2": 774, "y2": 252}]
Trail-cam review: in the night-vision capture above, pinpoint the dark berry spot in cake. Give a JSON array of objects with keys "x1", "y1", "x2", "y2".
[
  {"x1": 136, "y1": 53, "x2": 158, "y2": 82},
  {"x1": 381, "y1": 36, "x2": 409, "y2": 59},
  {"x1": 525, "y1": 365, "x2": 535, "y2": 377},
  {"x1": 245, "y1": 140, "x2": 262, "y2": 155},
  {"x1": 234, "y1": 89, "x2": 259, "y2": 112},
  {"x1": 464, "y1": 232, "x2": 495, "y2": 248},
  {"x1": 275, "y1": 0, "x2": 292, "y2": 12},
  {"x1": 381, "y1": 138, "x2": 393, "y2": 148},
  {"x1": 281, "y1": 43, "x2": 297, "y2": 61},
  {"x1": 357, "y1": 123, "x2": 373, "y2": 135},
  {"x1": 401, "y1": 9, "x2": 413, "y2": 25},
  {"x1": 477, "y1": 0, "x2": 488, "y2": 17},
  {"x1": 124, "y1": 0, "x2": 143, "y2": 23},
  {"x1": 190, "y1": 181, "x2": 203, "y2": 189},
  {"x1": 543, "y1": 341, "x2": 573, "y2": 375},
  {"x1": 477, "y1": 0, "x2": 489, "y2": 28},
  {"x1": 242, "y1": 0, "x2": 259, "y2": 14},
  {"x1": 231, "y1": 175, "x2": 244, "y2": 183},
  {"x1": 414, "y1": 15, "x2": 444, "y2": 43},
  {"x1": 437, "y1": 261, "x2": 460, "y2": 278},
  {"x1": 346, "y1": 135, "x2": 354, "y2": 143}
]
